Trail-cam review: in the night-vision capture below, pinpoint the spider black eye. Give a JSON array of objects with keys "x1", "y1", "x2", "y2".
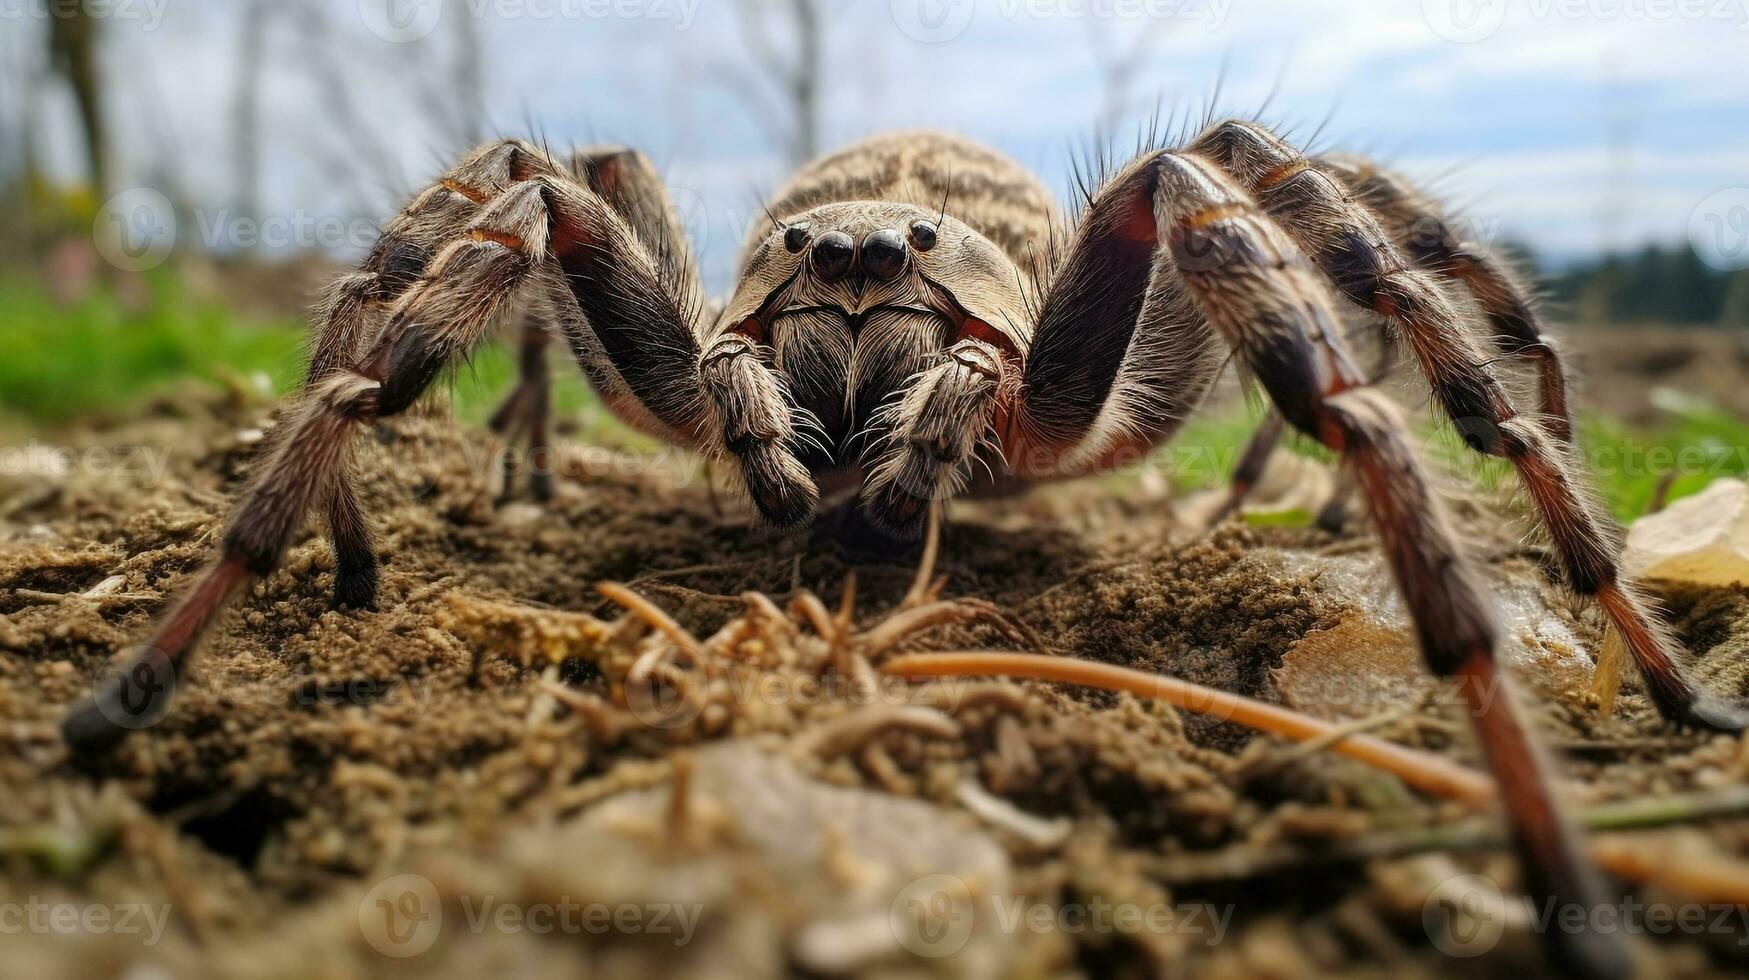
[
  {"x1": 908, "y1": 221, "x2": 938, "y2": 252},
  {"x1": 783, "y1": 223, "x2": 811, "y2": 253},
  {"x1": 810, "y1": 231, "x2": 855, "y2": 281},
  {"x1": 861, "y1": 229, "x2": 907, "y2": 281}
]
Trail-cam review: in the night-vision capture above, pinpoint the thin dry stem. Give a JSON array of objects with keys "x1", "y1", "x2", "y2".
[
  {"x1": 884, "y1": 650, "x2": 1749, "y2": 903},
  {"x1": 798, "y1": 703, "x2": 963, "y2": 759},
  {"x1": 857, "y1": 600, "x2": 983, "y2": 658},
  {"x1": 902, "y1": 500, "x2": 942, "y2": 609},
  {"x1": 791, "y1": 590, "x2": 838, "y2": 644},
  {"x1": 882, "y1": 651, "x2": 1496, "y2": 805},
  {"x1": 1588, "y1": 837, "x2": 1749, "y2": 905},
  {"x1": 596, "y1": 581, "x2": 706, "y2": 664}
]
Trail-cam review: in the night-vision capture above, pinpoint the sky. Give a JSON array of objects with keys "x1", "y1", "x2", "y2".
[{"x1": 7, "y1": 0, "x2": 1749, "y2": 288}]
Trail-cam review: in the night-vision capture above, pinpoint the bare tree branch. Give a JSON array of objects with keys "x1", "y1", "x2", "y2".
[
  {"x1": 45, "y1": 1, "x2": 108, "y2": 196},
  {"x1": 727, "y1": 0, "x2": 825, "y2": 166},
  {"x1": 231, "y1": 0, "x2": 271, "y2": 224},
  {"x1": 1084, "y1": 17, "x2": 1173, "y2": 141}
]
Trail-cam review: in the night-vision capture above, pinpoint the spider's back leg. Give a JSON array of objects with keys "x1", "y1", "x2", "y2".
[
  {"x1": 1319, "y1": 154, "x2": 1572, "y2": 442},
  {"x1": 1016, "y1": 141, "x2": 1631, "y2": 979},
  {"x1": 1151, "y1": 150, "x2": 1631, "y2": 980},
  {"x1": 1191, "y1": 118, "x2": 1746, "y2": 730}
]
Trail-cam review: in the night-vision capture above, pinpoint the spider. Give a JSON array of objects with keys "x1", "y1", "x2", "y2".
[{"x1": 65, "y1": 125, "x2": 1743, "y2": 978}]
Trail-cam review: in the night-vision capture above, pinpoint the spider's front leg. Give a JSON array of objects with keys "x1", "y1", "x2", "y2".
[
  {"x1": 697, "y1": 334, "x2": 820, "y2": 527},
  {"x1": 62, "y1": 141, "x2": 714, "y2": 753},
  {"x1": 485, "y1": 142, "x2": 710, "y2": 503},
  {"x1": 859, "y1": 338, "x2": 1009, "y2": 532},
  {"x1": 1025, "y1": 149, "x2": 1630, "y2": 979}
]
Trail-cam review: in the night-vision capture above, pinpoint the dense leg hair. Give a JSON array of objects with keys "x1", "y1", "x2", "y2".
[
  {"x1": 569, "y1": 145, "x2": 698, "y2": 272},
  {"x1": 298, "y1": 141, "x2": 581, "y2": 604},
  {"x1": 1080, "y1": 146, "x2": 1629, "y2": 979},
  {"x1": 1316, "y1": 153, "x2": 1572, "y2": 442},
  {"x1": 699, "y1": 335, "x2": 820, "y2": 527},
  {"x1": 1214, "y1": 331, "x2": 1393, "y2": 528},
  {"x1": 861, "y1": 338, "x2": 1009, "y2": 533},
  {"x1": 1010, "y1": 151, "x2": 1224, "y2": 478},
  {"x1": 64, "y1": 140, "x2": 711, "y2": 753},
  {"x1": 305, "y1": 272, "x2": 387, "y2": 609},
  {"x1": 487, "y1": 312, "x2": 555, "y2": 502},
  {"x1": 546, "y1": 147, "x2": 710, "y2": 446},
  {"x1": 301, "y1": 145, "x2": 566, "y2": 605},
  {"x1": 1190, "y1": 119, "x2": 1746, "y2": 730}
]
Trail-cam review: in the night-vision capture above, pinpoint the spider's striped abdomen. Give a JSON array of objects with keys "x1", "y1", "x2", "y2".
[{"x1": 744, "y1": 130, "x2": 1057, "y2": 271}]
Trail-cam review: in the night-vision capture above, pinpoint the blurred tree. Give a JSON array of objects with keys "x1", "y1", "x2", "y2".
[
  {"x1": 232, "y1": 0, "x2": 273, "y2": 226},
  {"x1": 287, "y1": 4, "x2": 402, "y2": 214},
  {"x1": 728, "y1": 0, "x2": 824, "y2": 166},
  {"x1": 407, "y1": 0, "x2": 488, "y2": 150},
  {"x1": 1720, "y1": 271, "x2": 1749, "y2": 327},
  {"x1": 46, "y1": 1, "x2": 108, "y2": 197},
  {"x1": 1547, "y1": 245, "x2": 1742, "y2": 326},
  {"x1": 448, "y1": 0, "x2": 486, "y2": 147},
  {"x1": 1084, "y1": 17, "x2": 1172, "y2": 140}
]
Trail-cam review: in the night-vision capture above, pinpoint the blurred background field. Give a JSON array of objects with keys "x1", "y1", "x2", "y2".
[{"x1": 3, "y1": 260, "x2": 1747, "y2": 523}]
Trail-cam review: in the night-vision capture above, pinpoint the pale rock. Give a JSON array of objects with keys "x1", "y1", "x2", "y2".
[
  {"x1": 1272, "y1": 551, "x2": 1595, "y2": 721},
  {"x1": 1246, "y1": 450, "x2": 1336, "y2": 515},
  {"x1": 415, "y1": 741, "x2": 1016, "y2": 979},
  {"x1": 1622, "y1": 478, "x2": 1749, "y2": 587}
]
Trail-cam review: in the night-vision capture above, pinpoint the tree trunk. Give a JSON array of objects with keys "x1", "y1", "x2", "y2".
[{"x1": 47, "y1": 3, "x2": 107, "y2": 197}]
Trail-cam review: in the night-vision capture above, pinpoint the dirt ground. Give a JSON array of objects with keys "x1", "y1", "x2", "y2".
[{"x1": 3, "y1": 332, "x2": 1749, "y2": 979}]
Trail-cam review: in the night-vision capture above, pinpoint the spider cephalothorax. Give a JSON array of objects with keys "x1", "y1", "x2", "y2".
[
  {"x1": 66, "y1": 125, "x2": 1745, "y2": 980},
  {"x1": 707, "y1": 197, "x2": 1032, "y2": 531}
]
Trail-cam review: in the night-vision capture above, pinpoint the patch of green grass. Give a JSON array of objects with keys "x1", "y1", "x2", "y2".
[
  {"x1": 1578, "y1": 399, "x2": 1749, "y2": 520},
  {"x1": 0, "y1": 273, "x2": 306, "y2": 424},
  {"x1": 0, "y1": 273, "x2": 623, "y2": 440},
  {"x1": 1125, "y1": 389, "x2": 1749, "y2": 525},
  {"x1": 4, "y1": 272, "x2": 1746, "y2": 525}
]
